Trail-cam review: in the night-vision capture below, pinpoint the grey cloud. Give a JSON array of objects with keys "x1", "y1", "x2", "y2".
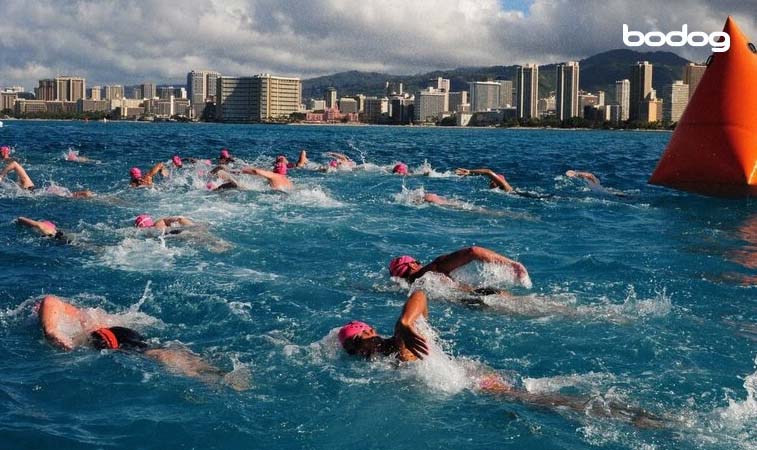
[{"x1": 0, "y1": 0, "x2": 754, "y2": 89}]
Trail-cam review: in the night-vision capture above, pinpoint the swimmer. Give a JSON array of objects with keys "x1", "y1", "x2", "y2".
[
  {"x1": 129, "y1": 162, "x2": 167, "y2": 188},
  {"x1": 16, "y1": 217, "x2": 70, "y2": 243},
  {"x1": 339, "y1": 290, "x2": 666, "y2": 429},
  {"x1": 171, "y1": 155, "x2": 183, "y2": 168},
  {"x1": 218, "y1": 148, "x2": 234, "y2": 165},
  {"x1": 37, "y1": 295, "x2": 249, "y2": 391},
  {"x1": 134, "y1": 214, "x2": 194, "y2": 231},
  {"x1": 1, "y1": 145, "x2": 13, "y2": 161},
  {"x1": 393, "y1": 163, "x2": 409, "y2": 175},
  {"x1": 565, "y1": 170, "x2": 600, "y2": 185},
  {"x1": 388, "y1": 246, "x2": 529, "y2": 284},
  {"x1": 64, "y1": 149, "x2": 93, "y2": 163},
  {"x1": 455, "y1": 167, "x2": 513, "y2": 192},
  {"x1": 241, "y1": 164, "x2": 293, "y2": 190},
  {"x1": 324, "y1": 152, "x2": 356, "y2": 169},
  {"x1": 295, "y1": 150, "x2": 309, "y2": 168},
  {"x1": 0, "y1": 160, "x2": 35, "y2": 190}
]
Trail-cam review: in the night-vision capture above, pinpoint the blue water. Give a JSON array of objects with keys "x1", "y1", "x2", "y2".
[{"x1": 0, "y1": 121, "x2": 755, "y2": 449}]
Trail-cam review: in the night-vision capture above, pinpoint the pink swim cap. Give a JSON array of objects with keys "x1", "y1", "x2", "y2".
[
  {"x1": 206, "y1": 182, "x2": 215, "y2": 190},
  {"x1": 338, "y1": 321, "x2": 372, "y2": 346},
  {"x1": 328, "y1": 160, "x2": 339, "y2": 168},
  {"x1": 130, "y1": 167, "x2": 142, "y2": 180},
  {"x1": 495, "y1": 173, "x2": 505, "y2": 180},
  {"x1": 388, "y1": 255, "x2": 417, "y2": 278},
  {"x1": 393, "y1": 163, "x2": 408, "y2": 175},
  {"x1": 134, "y1": 214, "x2": 154, "y2": 228},
  {"x1": 66, "y1": 151, "x2": 78, "y2": 161},
  {"x1": 1, "y1": 146, "x2": 10, "y2": 158},
  {"x1": 273, "y1": 162, "x2": 287, "y2": 175},
  {"x1": 172, "y1": 155, "x2": 182, "y2": 166},
  {"x1": 220, "y1": 149, "x2": 230, "y2": 159}
]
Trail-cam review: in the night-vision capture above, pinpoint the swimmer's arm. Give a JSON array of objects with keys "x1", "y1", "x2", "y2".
[
  {"x1": 144, "y1": 162, "x2": 166, "y2": 183},
  {"x1": 241, "y1": 167, "x2": 278, "y2": 179},
  {"x1": 161, "y1": 216, "x2": 194, "y2": 227},
  {"x1": 394, "y1": 291, "x2": 430, "y2": 359},
  {"x1": 296, "y1": 150, "x2": 308, "y2": 167},
  {"x1": 456, "y1": 168, "x2": 513, "y2": 191},
  {"x1": 16, "y1": 216, "x2": 54, "y2": 235},
  {"x1": 566, "y1": 170, "x2": 600, "y2": 184},
  {"x1": 422, "y1": 246, "x2": 527, "y2": 278},
  {"x1": 324, "y1": 152, "x2": 351, "y2": 162}
]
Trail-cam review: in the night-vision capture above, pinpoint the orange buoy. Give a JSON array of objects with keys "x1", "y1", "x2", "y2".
[{"x1": 649, "y1": 16, "x2": 757, "y2": 197}]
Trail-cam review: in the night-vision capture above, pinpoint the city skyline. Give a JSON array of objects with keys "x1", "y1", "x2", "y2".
[{"x1": 0, "y1": 0, "x2": 753, "y2": 89}]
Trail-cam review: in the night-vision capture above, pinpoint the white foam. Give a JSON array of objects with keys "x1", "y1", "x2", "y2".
[{"x1": 450, "y1": 260, "x2": 533, "y2": 289}]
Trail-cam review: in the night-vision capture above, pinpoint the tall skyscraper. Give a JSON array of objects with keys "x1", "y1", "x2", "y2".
[
  {"x1": 88, "y1": 86, "x2": 101, "y2": 101},
  {"x1": 104, "y1": 85, "x2": 124, "y2": 100},
  {"x1": 216, "y1": 74, "x2": 301, "y2": 122},
  {"x1": 614, "y1": 79, "x2": 630, "y2": 121},
  {"x1": 555, "y1": 61, "x2": 579, "y2": 120},
  {"x1": 414, "y1": 87, "x2": 447, "y2": 122},
  {"x1": 683, "y1": 63, "x2": 706, "y2": 100},
  {"x1": 54, "y1": 77, "x2": 85, "y2": 102},
  {"x1": 497, "y1": 80, "x2": 513, "y2": 107},
  {"x1": 515, "y1": 64, "x2": 539, "y2": 119},
  {"x1": 140, "y1": 83, "x2": 156, "y2": 99},
  {"x1": 430, "y1": 77, "x2": 450, "y2": 92},
  {"x1": 36, "y1": 79, "x2": 56, "y2": 101},
  {"x1": 469, "y1": 81, "x2": 500, "y2": 112},
  {"x1": 448, "y1": 91, "x2": 468, "y2": 112},
  {"x1": 385, "y1": 81, "x2": 403, "y2": 96},
  {"x1": 662, "y1": 80, "x2": 689, "y2": 123},
  {"x1": 629, "y1": 61, "x2": 653, "y2": 121},
  {"x1": 187, "y1": 70, "x2": 220, "y2": 119},
  {"x1": 324, "y1": 87, "x2": 337, "y2": 109}
]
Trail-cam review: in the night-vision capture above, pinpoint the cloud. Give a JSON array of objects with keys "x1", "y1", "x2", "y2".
[{"x1": 0, "y1": 0, "x2": 753, "y2": 89}]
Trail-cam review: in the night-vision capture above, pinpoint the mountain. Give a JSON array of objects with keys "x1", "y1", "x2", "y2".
[{"x1": 301, "y1": 49, "x2": 692, "y2": 99}]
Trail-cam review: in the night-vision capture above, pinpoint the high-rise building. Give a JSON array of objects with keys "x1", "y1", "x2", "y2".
[
  {"x1": 324, "y1": 87, "x2": 337, "y2": 109},
  {"x1": 390, "y1": 96, "x2": 414, "y2": 124},
  {"x1": 629, "y1": 61, "x2": 653, "y2": 121},
  {"x1": 683, "y1": 63, "x2": 706, "y2": 100},
  {"x1": 596, "y1": 90, "x2": 605, "y2": 107},
  {"x1": 351, "y1": 94, "x2": 366, "y2": 113},
  {"x1": 414, "y1": 88, "x2": 447, "y2": 123},
  {"x1": 430, "y1": 77, "x2": 450, "y2": 92},
  {"x1": 307, "y1": 99, "x2": 326, "y2": 111},
  {"x1": 448, "y1": 91, "x2": 468, "y2": 112},
  {"x1": 469, "y1": 81, "x2": 501, "y2": 112},
  {"x1": 141, "y1": 83, "x2": 156, "y2": 99},
  {"x1": 215, "y1": 74, "x2": 301, "y2": 122},
  {"x1": 104, "y1": 85, "x2": 124, "y2": 100},
  {"x1": 555, "y1": 61, "x2": 579, "y2": 120},
  {"x1": 338, "y1": 98, "x2": 358, "y2": 114},
  {"x1": 639, "y1": 89, "x2": 663, "y2": 122},
  {"x1": 497, "y1": 80, "x2": 513, "y2": 107},
  {"x1": 515, "y1": 64, "x2": 539, "y2": 119},
  {"x1": 88, "y1": 86, "x2": 101, "y2": 101},
  {"x1": 187, "y1": 70, "x2": 220, "y2": 118},
  {"x1": 386, "y1": 81, "x2": 403, "y2": 96},
  {"x1": 1, "y1": 91, "x2": 18, "y2": 111},
  {"x1": 662, "y1": 80, "x2": 689, "y2": 123},
  {"x1": 54, "y1": 77, "x2": 85, "y2": 102},
  {"x1": 36, "y1": 79, "x2": 56, "y2": 101},
  {"x1": 614, "y1": 79, "x2": 630, "y2": 121},
  {"x1": 363, "y1": 97, "x2": 389, "y2": 123}
]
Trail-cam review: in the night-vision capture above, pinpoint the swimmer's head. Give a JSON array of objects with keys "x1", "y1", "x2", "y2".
[
  {"x1": 66, "y1": 150, "x2": 78, "y2": 161},
  {"x1": 1, "y1": 146, "x2": 9, "y2": 158},
  {"x1": 39, "y1": 220, "x2": 56, "y2": 233},
  {"x1": 220, "y1": 149, "x2": 230, "y2": 159},
  {"x1": 328, "y1": 160, "x2": 339, "y2": 168},
  {"x1": 172, "y1": 155, "x2": 182, "y2": 167},
  {"x1": 388, "y1": 255, "x2": 420, "y2": 278},
  {"x1": 392, "y1": 163, "x2": 408, "y2": 175},
  {"x1": 130, "y1": 167, "x2": 142, "y2": 180},
  {"x1": 90, "y1": 326, "x2": 148, "y2": 352},
  {"x1": 276, "y1": 155, "x2": 287, "y2": 163},
  {"x1": 339, "y1": 321, "x2": 384, "y2": 357},
  {"x1": 134, "y1": 214, "x2": 154, "y2": 228},
  {"x1": 273, "y1": 162, "x2": 287, "y2": 175}
]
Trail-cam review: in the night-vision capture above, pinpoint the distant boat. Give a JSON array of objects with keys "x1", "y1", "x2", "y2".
[{"x1": 0, "y1": 121, "x2": 3, "y2": 128}]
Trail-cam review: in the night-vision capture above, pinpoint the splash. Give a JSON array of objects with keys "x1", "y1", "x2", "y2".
[{"x1": 449, "y1": 260, "x2": 533, "y2": 289}]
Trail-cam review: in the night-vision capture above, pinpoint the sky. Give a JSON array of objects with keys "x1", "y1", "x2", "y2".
[{"x1": 0, "y1": 0, "x2": 754, "y2": 89}]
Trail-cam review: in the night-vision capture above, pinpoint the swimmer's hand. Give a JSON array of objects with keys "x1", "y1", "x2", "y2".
[
  {"x1": 394, "y1": 319, "x2": 428, "y2": 359},
  {"x1": 455, "y1": 168, "x2": 470, "y2": 176}
]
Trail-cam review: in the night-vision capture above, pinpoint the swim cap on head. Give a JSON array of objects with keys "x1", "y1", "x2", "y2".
[
  {"x1": 220, "y1": 149, "x2": 230, "y2": 159},
  {"x1": 172, "y1": 155, "x2": 182, "y2": 166},
  {"x1": 388, "y1": 255, "x2": 417, "y2": 278},
  {"x1": 338, "y1": 321, "x2": 372, "y2": 346},
  {"x1": 328, "y1": 160, "x2": 339, "y2": 168},
  {"x1": 206, "y1": 181, "x2": 215, "y2": 190},
  {"x1": 91, "y1": 328, "x2": 119, "y2": 349},
  {"x1": 273, "y1": 162, "x2": 287, "y2": 175},
  {"x1": 495, "y1": 173, "x2": 505, "y2": 180},
  {"x1": 130, "y1": 167, "x2": 142, "y2": 180},
  {"x1": 134, "y1": 214, "x2": 154, "y2": 228},
  {"x1": 276, "y1": 155, "x2": 286, "y2": 163},
  {"x1": 1, "y1": 146, "x2": 9, "y2": 157},
  {"x1": 393, "y1": 163, "x2": 408, "y2": 175}
]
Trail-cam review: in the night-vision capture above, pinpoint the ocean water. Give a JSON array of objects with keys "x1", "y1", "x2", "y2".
[{"x1": 0, "y1": 120, "x2": 755, "y2": 449}]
